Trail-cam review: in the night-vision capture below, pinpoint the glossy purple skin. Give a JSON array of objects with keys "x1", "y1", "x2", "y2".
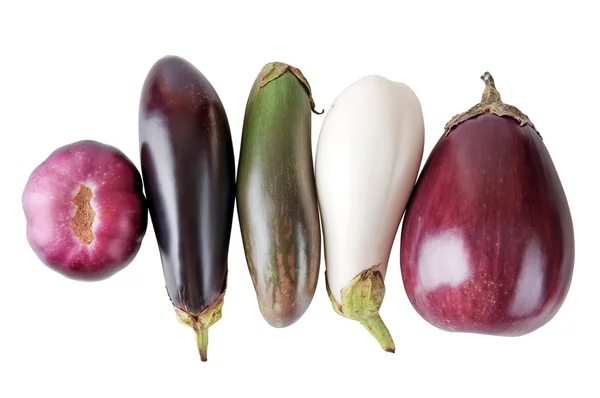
[
  {"x1": 139, "y1": 55, "x2": 235, "y2": 315},
  {"x1": 400, "y1": 114, "x2": 574, "y2": 336},
  {"x1": 22, "y1": 140, "x2": 148, "y2": 281}
]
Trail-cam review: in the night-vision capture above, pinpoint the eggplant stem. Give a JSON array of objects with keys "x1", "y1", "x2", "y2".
[
  {"x1": 195, "y1": 327, "x2": 209, "y2": 362},
  {"x1": 325, "y1": 266, "x2": 396, "y2": 353},
  {"x1": 480, "y1": 72, "x2": 501, "y2": 104},
  {"x1": 173, "y1": 279, "x2": 227, "y2": 363},
  {"x1": 443, "y1": 71, "x2": 540, "y2": 139},
  {"x1": 359, "y1": 314, "x2": 395, "y2": 353}
]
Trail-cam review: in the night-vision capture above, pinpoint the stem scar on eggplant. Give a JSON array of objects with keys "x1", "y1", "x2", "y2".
[
  {"x1": 70, "y1": 184, "x2": 96, "y2": 244},
  {"x1": 444, "y1": 72, "x2": 541, "y2": 139},
  {"x1": 258, "y1": 62, "x2": 324, "y2": 115}
]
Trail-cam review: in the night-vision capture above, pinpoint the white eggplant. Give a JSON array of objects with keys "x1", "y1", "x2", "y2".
[{"x1": 315, "y1": 75, "x2": 425, "y2": 352}]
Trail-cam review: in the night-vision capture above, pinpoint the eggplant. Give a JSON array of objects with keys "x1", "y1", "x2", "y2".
[
  {"x1": 315, "y1": 75, "x2": 425, "y2": 352},
  {"x1": 138, "y1": 55, "x2": 236, "y2": 361},
  {"x1": 400, "y1": 72, "x2": 575, "y2": 336},
  {"x1": 237, "y1": 62, "x2": 322, "y2": 327}
]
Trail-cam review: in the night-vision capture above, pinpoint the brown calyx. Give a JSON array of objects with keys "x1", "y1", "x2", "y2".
[
  {"x1": 444, "y1": 72, "x2": 541, "y2": 139},
  {"x1": 258, "y1": 61, "x2": 324, "y2": 115},
  {"x1": 70, "y1": 184, "x2": 96, "y2": 244}
]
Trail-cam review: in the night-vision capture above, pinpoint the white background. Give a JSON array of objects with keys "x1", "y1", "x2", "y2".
[{"x1": 1, "y1": 1, "x2": 598, "y2": 397}]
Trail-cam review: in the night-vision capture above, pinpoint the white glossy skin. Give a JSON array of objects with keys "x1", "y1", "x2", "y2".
[{"x1": 315, "y1": 75, "x2": 425, "y2": 303}]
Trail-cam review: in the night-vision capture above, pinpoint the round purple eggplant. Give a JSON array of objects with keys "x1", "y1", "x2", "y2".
[{"x1": 138, "y1": 55, "x2": 235, "y2": 361}]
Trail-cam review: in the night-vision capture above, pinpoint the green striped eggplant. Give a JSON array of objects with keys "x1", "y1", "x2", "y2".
[{"x1": 237, "y1": 62, "x2": 322, "y2": 328}]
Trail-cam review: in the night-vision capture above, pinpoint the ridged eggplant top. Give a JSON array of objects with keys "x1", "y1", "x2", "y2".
[
  {"x1": 237, "y1": 64, "x2": 321, "y2": 327},
  {"x1": 139, "y1": 55, "x2": 235, "y2": 315}
]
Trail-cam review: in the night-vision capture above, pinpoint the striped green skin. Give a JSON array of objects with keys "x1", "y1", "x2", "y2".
[{"x1": 237, "y1": 64, "x2": 321, "y2": 328}]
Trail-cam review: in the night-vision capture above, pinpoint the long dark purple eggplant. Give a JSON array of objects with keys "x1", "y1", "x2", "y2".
[{"x1": 138, "y1": 55, "x2": 235, "y2": 362}]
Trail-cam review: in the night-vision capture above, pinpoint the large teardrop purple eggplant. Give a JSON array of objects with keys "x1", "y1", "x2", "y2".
[{"x1": 400, "y1": 72, "x2": 574, "y2": 337}]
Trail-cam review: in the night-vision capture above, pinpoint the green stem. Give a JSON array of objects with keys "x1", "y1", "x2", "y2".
[
  {"x1": 195, "y1": 327, "x2": 209, "y2": 362},
  {"x1": 173, "y1": 279, "x2": 227, "y2": 363},
  {"x1": 358, "y1": 314, "x2": 395, "y2": 353},
  {"x1": 325, "y1": 266, "x2": 396, "y2": 353}
]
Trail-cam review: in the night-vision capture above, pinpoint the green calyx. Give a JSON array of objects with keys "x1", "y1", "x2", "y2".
[
  {"x1": 258, "y1": 62, "x2": 324, "y2": 115},
  {"x1": 174, "y1": 285, "x2": 226, "y2": 362},
  {"x1": 326, "y1": 265, "x2": 395, "y2": 353}
]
